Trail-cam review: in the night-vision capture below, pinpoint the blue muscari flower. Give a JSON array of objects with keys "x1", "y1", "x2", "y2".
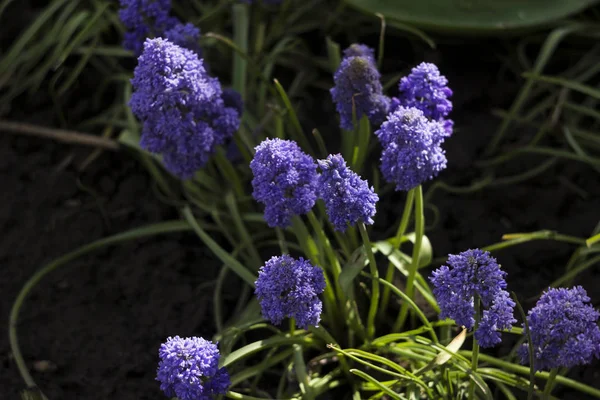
[
  {"x1": 375, "y1": 106, "x2": 447, "y2": 191},
  {"x1": 255, "y1": 255, "x2": 326, "y2": 329},
  {"x1": 222, "y1": 88, "x2": 245, "y2": 161},
  {"x1": 317, "y1": 154, "x2": 378, "y2": 232},
  {"x1": 221, "y1": 88, "x2": 244, "y2": 115},
  {"x1": 119, "y1": 0, "x2": 178, "y2": 55},
  {"x1": 250, "y1": 138, "x2": 318, "y2": 228},
  {"x1": 157, "y1": 336, "x2": 230, "y2": 400},
  {"x1": 165, "y1": 22, "x2": 202, "y2": 56},
  {"x1": 430, "y1": 249, "x2": 516, "y2": 348},
  {"x1": 519, "y1": 286, "x2": 600, "y2": 371},
  {"x1": 395, "y1": 62, "x2": 453, "y2": 136},
  {"x1": 342, "y1": 43, "x2": 376, "y2": 64},
  {"x1": 130, "y1": 38, "x2": 240, "y2": 178},
  {"x1": 330, "y1": 45, "x2": 390, "y2": 130}
]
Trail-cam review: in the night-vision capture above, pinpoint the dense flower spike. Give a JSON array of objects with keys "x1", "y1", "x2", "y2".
[
  {"x1": 342, "y1": 43, "x2": 376, "y2": 64},
  {"x1": 519, "y1": 286, "x2": 600, "y2": 371},
  {"x1": 119, "y1": 0, "x2": 177, "y2": 55},
  {"x1": 317, "y1": 154, "x2": 378, "y2": 232},
  {"x1": 255, "y1": 255, "x2": 326, "y2": 329},
  {"x1": 157, "y1": 336, "x2": 230, "y2": 400},
  {"x1": 330, "y1": 46, "x2": 390, "y2": 130},
  {"x1": 250, "y1": 139, "x2": 318, "y2": 227},
  {"x1": 221, "y1": 88, "x2": 244, "y2": 115},
  {"x1": 165, "y1": 22, "x2": 203, "y2": 55},
  {"x1": 130, "y1": 38, "x2": 240, "y2": 178},
  {"x1": 375, "y1": 106, "x2": 447, "y2": 191},
  {"x1": 396, "y1": 62, "x2": 453, "y2": 136},
  {"x1": 430, "y1": 249, "x2": 516, "y2": 348}
]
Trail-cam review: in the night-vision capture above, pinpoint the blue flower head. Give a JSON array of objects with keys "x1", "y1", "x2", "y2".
[
  {"x1": 165, "y1": 22, "x2": 202, "y2": 56},
  {"x1": 330, "y1": 48, "x2": 390, "y2": 130},
  {"x1": 342, "y1": 43, "x2": 376, "y2": 64},
  {"x1": 157, "y1": 336, "x2": 230, "y2": 400},
  {"x1": 519, "y1": 286, "x2": 600, "y2": 371},
  {"x1": 430, "y1": 249, "x2": 516, "y2": 348},
  {"x1": 396, "y1": 62, "x2": 453, "y2": 136},
  {"x1": 250, "y1": 138, "x2": 318, "y2": 228},
  {"x1": 119, "y1": 0, "x2": 177, "y2": 55},
  {"x1": 221, "y1": 88, "x2": 244, "y2": 115},
  {"x1": 255, "y1": 255, "x2": 326, "y2": 329},
  {"x1": 130, "y1": 38, "x2": 240, "y2": 178},
  {"x1": 317, "y1": 154, "x2": 378, "y2": 232},
  {"x1": 375, "y1": 106, "x2": 447, "y2": 191}
]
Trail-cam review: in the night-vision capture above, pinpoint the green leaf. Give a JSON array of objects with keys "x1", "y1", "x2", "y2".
[
  {"x1": 587, "y1": 232, "x2": 600, "y2": 247},
  {"x1": 20, "y1": 388, "x2": 45, "y2": 400},
  {"x1": 344, "y1": 0, "x2": 599, "y2": 34},
  {"x1": 401, "y1": 232, "x2": 433, "y2": 268},
  {"x1": 221, "y1": 334, "x2": 311, "y2": 367},
  {"x1": 350, "y1": 369, "x2": 403, "y2": 400},
  {"x1": 338, "y1": 246, "x2": 368, "y2": 293},
  {"x1": 181, "y1": 207, "x2": 257, "y2": 287}
]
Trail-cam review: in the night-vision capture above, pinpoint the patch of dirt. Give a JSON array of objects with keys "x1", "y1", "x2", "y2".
[{"x1": 0, "y1": 132, "x2": 231, "y2": 399}]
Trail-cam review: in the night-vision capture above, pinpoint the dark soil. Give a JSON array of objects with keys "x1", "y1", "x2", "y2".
[
  {"x1": 0, "y1": 132, "x2": 236, "y2": 399},
  {"x1": 1, "y1": 14, "x2": 599, "y2": 400}
]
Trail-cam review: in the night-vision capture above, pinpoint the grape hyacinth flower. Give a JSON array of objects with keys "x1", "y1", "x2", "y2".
[
  {"x1": 130, "y1": 38, "x2": 240, "y2": 178},
  {"x1": 165, "y1": 22, "x2": 203, "y2": 56},
  {"x1": 317, "y1": 154, "x2": 378, "y2": 232},
  {"x1": 375, "y1": 106, "x2": 447, "y2": 191},
  {"x1": 519, "y1": 286, "x2": 600, "y2": 371},
  {"x1": 342, "y1": 43, "x2": 376, "y2": 64},
  {"x1": 330, "y1": 45, "x2": 390, "y2": 130},
  {"x1": 119, "y1": 0, "x2": 177, "y2": 55},
  {"x1": 250, "y1": 138, "x2": 318, "y2": 228},
  {"x1": 157, "y1": 336, "x2": 230, "y2": 400},
  {"x1": 255, "y1": 255, "x2": 326, "y2": 329},
  {"x1": 221, "y1": 88, "x2": 244, "y2": 115},
  {"x1": 395, "y1": 62, "x2": 453, "y2": 136},
  {"x1": 430, "y1": 249, "x2": 516, "y2": 348}
]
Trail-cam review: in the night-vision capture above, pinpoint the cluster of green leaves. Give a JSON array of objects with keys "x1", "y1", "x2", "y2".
[{"x1": 4, "y1": 1, "x2": 600, "y2": 400}]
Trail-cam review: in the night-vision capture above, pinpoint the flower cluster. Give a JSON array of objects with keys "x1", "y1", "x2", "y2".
[
  {"x1": 342, "y1": 43, "x2": 376, "y2": 64},
  {"x1": 519, "y1": 286, "x2": 600, "y2": 371},
  {"x1": 430, "y1": 249, "x2": 516, "y2": 348},
  {"x1": 395, "y1": 62, "x2": 453, "y2": 136},
  {"x1": 317, "y1": 154, "x2": 378, "y2": 232},
  {"x1": 255, "y1": 255, "x2": 326, "y2": 329},
  {"x1": 130, "y1": 38, "x2": 239, "y2": 178},
  {"x1": 157, "y1": 336, "x2": 230, "y2": 400},
  {"x1": 119, "y1": 0, "x2": 203, "y2": 55},
  {"x1": 330, "y1": 45, "x2": 390, "y2": 130},
  {"x1": 119, "y1": 0, "x2": 177, "y2": 55},
  {"x1": 250, "y1": 139, "x2": 318, "y2": 228},
  {"x1": 375, "y1": 106, "x2": 447, "y2": 191},
  {"x1": 164, "y1": 22, "x2": 202, "y2": 56}
]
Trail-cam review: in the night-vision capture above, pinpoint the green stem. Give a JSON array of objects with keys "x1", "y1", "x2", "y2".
[
  {"x1": 379, "y1": 189, "x2": 415, "y2": 321},
  {"x1": 307, "y1": 211, "x2": 342, "y2": 283},
  {"x1": 511, "y1": 292, "x2": 536, "y2": 400},
  {"x1": 543, "y1": 368, "x2": 559, "y2": 400},
  {"x1": 468, "y1": 298, "x2": 481, "y2": 400},
  {"x1": 215, "y1": 149, "x2": 245, "y2": 199},
  {"x1": 393, "y1": 185, "x2": 423, "y2": 332},
  {"x1": 290, "y1": 216, "x2": 339, "y2": 337},
  {"x1": 358, "y1": 223, "x2": 379, "y2": 340},
  {"x1": 275, "y1": 228, "x2": 289, "y2": 254}
]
